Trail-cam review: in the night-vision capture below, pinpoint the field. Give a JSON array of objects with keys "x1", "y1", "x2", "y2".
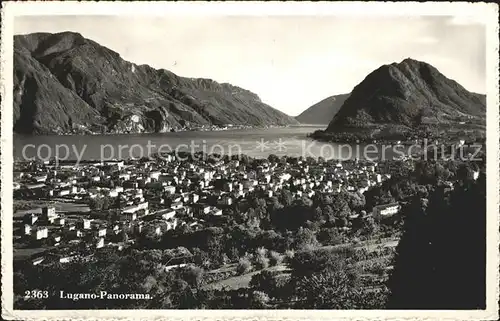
[
  {"x1": 13, "y1": 247, "x2": 52, "y2": 261},
  {"x1": 13, "y1": 199, "x2": 90, "y2": 218}
]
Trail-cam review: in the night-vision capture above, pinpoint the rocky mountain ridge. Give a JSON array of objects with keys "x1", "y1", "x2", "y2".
[{"x1": 14, "y1": 32, "x2": 299, "y2": 135}]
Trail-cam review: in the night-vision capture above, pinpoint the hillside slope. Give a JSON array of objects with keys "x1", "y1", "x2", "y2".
[
  {"x1": 295, "y1": 93, "x2": 350, "y2": 125},
  {"x1": 325, "y1": 58, "x2": 485, "y2": 132},
  {"x1": 14, "y1": 32, "x2": 298, "y2": 134}
]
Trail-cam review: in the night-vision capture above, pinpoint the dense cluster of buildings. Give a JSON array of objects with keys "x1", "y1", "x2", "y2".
[{"x1": 13, "y1": 154, "x2": 402, "y2": 266}]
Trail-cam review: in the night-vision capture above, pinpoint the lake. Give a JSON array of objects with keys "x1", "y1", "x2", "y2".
[{"x1": 14, "y1": 125, "x2": 406, "y2": 162}]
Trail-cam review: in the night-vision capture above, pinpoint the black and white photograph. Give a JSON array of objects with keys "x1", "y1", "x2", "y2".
[{"x1": 1, "y1": 2, "x2": 499, "y2": 320}]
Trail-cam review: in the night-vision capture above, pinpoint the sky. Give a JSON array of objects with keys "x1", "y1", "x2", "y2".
[{"x1": 14, "y1": 15, "x2": 486, "y2": 116}]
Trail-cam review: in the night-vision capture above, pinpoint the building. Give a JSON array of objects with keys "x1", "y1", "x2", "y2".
[
  {"x1": 32, "y1": 257, "x2": 45, "y2": 265},
  {"x1": 23, "y1": 213, "x2": 38, "y2": 225},
  {"x1": 33, "y1": 174, "x2": 48, "y2": 182},
  {"x1": 25, "y1": 183, "x2": 46, "y2": 190},
  {"x1": 95, "y1": 227, "x2": 107, "y2": 237},
  {"x1": 190, "y1": 194, "x2": 199, "y2": 203},
  {"x1": 96, "y1": 237, "x2": 105, "y2": 249},
  {"x1": 121, "y1": 202, "x2": 149, "y2": 215},
  {"x1": 149, "y1": 171, "x2": 161, "y2": 180},
  {"x1": 54, "y1": 217, "x2": 65, "y2": 226},
  {"x1": 171, "y1": 201, "x2": 183, "y2": 210},
  {"x1": 58, "y1": 189, "x2": 71, "y2": 196},
  {"x1": 166, "y1": 218, "x2": 178, "y2": 231},
  {"x1": 164, "y1": 185, "x2": 176, "y2": 194},
  {"x1": 218, "y1": 196, "x2": 233, "y2": 206},
  {"x1": 42, "y1": 206, "x2": 57, "y2": 221},
  {"x1": 82, "y1": 218, "x2": 92, "y2": 229},
  {"x1": 373, "y1": 203, "x2": 401, "y2": 217},
  {"x1": 33, "y1": 227, "x2": 49, "y2": 240},
  {"x1": 157, "y1": 208, "x2": 176, "y2": 220},
  {"x1": 211, "y1": 208, "x2": 223, "y2": 216},
  {"x1": 223, "y1": 182, "x2": 233, "y2": 192},
  {"x1": 197, "y1": 205, "x2": 211, "y2": 216},
  {"x1": 123, "y1": 212, "x2": 137, "y2": 221}
]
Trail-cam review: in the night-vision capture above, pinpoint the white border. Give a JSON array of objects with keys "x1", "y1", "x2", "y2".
[{"x1": 1, "y1": 2, "x2": 499, "y2": 320}]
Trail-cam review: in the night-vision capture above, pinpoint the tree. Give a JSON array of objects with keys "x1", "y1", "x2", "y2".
[
  {"x1": 89, "y1": 197, "x2": 104, "y2": 210},
  {"x1": 387, "y1": 175, "x2": 486, "y2": 309},
  {"x1": 313, "y1": 206, "x2": 323, "y2": 221},
  {"x1": 253, "y1": 255, "x2": 270, "y2": 270},
  {"x1": 180, "y1": 266, "x2": 204, "y2": 288},
  {"x1": 279, "y1": 189, "x2": 294, "y2": 207},
  {"x1": 268, "y1": 251, "x2": 284, "y2": 266},
  {"x1": 317, "y1": 227, "x2": 342, "y2": 246},
  {"x1": 248, "y1": 291, "x2": 270, "y2": 309},
  {"x1": 249, "y1": 270, "x2": 284, "y2": 298},
  {"x1": 292, "y1": 227, "x2": 319, "y2": 251},
  {"x1": 205, "y1": 227, "x2": 225, "y2": 267},
  {"x1": 287, "y1": 248, "x2": 374, "y2": 309},
  {"x1": 268, "y1": 154, "x2": 280, "y2": 163},
  {"x1": 236, "y1": 257, "x2": 253, "y2": 275},
  {"x1": 331, "y1": 195, "x2": 351, "y2": 223},
  {"x1": 120, "y1": 229, "x2": 129, "y2": 243},
  {"x1": 293, "y1": 269, "x2": 363, "y2": 309},
  {"x1": 101, "y1": 197, "x2": 111, "y2": 210},
  {"x1": 346, "y1": 192, "x2": 366, "y2": 211},
  {"x1": 322, "y1": 205, "x2": 334, "y2": 221},
  {"x1": 192, "y1": 248, "x2": 211, "y2": 269}
]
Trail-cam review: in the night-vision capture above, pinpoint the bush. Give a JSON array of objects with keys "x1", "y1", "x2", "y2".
[
  {"x1": 284, "y1": 249, "x2": 295, "y2": 262},
  {"x1": 352, "y1": 248, "x2": 370, "y2": 261},
  {"x1": 249, "y1": 290, "x2": 270, "y2": 309},
  {"x1": 292, "y1": 227, "x2": 319, "y2": 251},
  {"x1": 250, "y1": 270, "x2": 284, "y2": 298},
  {"x1": 317, "y1": 228, "x2": 343, "y2": 246},
  {"x1": 371, "y1": 264, "x2": 386, "y2": 277},
  {"x1": 181, "y1": 265, "x2": 204, "y2": 287},
  {"x1": 236, "y1": 257, "x2": 253, "y2": 275},
  {"x1": 255, "y1": 247, "x2": 267, "y2": 257},
  {"x1": 250, "y1": 270, "x2": 275, "y2": 290},
  {"x1": 268, "y1": 251, "x2": 283, "y2": 266},
  {"x1": 253, "y1": 255, "x2": 270, "y2": 270}
]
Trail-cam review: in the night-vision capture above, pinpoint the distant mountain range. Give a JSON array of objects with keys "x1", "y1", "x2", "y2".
[
  {"x1": 13, "y1": 32, "x2": 298, "y2": 135},
  {"x1": 325, "y1": 58, "x2": 486, "y2": 132},
  {"x1": 13, "y1": 33, "x2": 486, "y2": 137},
  {"x1": 295, "y1": 93, "x2": 350, "y2": 125}
]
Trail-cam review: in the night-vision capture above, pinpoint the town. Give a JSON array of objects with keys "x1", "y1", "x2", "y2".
[
  {"x1": 13, "y1": 152, "x2": 407, "y2": 267},
  {"x1": 12, "y1": 143, "x2": 486, "y2": 310}
]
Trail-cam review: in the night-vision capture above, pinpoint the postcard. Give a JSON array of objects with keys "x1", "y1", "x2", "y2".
[{"x1": 1, "y1": 1, "x2": 499, "y2": 320}]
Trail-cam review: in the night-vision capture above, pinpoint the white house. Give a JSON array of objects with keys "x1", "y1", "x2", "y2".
[
  {"x1": 160, "y1": 208, "x2": 176, "y2": 220},
  {"x1": 34, "y1": 227, "x2": 49, "y2": 240},
  {"x1": 212, "y1": 209, "x2": 223, "y2": 216},
  {"x1": 190, "y1": 193, "x2": 199, "y2": 203},
  {"x1": 96, "y1": 237, "x2": 105, "y2": 249},
  {"x1": 96, "y1": 227, "x2": 107, "y2": 237},
  {"x1": 164, "y1": 185, "x2": 176, "y2": 194},
  {"x1": 373, "y1": 203, "x2": 401, "y2": 217}
]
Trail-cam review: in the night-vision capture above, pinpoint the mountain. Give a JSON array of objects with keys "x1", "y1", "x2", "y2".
[
  {"x1": 13, "y1": 32, "x2": 298, "y2": 134},
  {"x1": 295, "y1": 93, "x2": 350, "y2": 124},
  {"x1": 325, "y1": 58, "x2": 486, "y2": 133}
]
